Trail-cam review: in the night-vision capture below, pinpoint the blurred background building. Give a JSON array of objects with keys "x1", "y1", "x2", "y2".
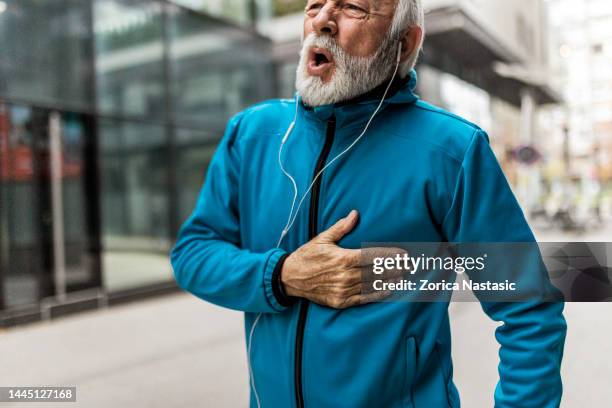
[
  {"x1": 538, "y1": 0, "x2": 612, "y2": 231},
  {"x1": 1, "y1": 0, "x2": 610, "y2": 327},
  {"x1": 0, "y1": 0, "x2": 274, "y2": 325}
]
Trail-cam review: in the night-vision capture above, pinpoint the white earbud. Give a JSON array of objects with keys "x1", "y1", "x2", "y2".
[{"x1": 281, "y1": 122, "x2": 294, "y2": 144}]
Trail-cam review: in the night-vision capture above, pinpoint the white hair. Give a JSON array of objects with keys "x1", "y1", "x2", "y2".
[{"x1": 389, "y1": 0, "x2": 425, "y2": 77}]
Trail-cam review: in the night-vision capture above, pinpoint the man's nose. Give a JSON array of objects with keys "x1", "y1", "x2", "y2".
[{"x1": 311, "y1": 3, "x2": 338, "y2": 36}]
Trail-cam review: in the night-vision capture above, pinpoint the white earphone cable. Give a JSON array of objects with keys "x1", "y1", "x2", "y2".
[
  {"x1": 248, "y1": 313, "x2": 262, "y2": 408},
  {"x1": 248, "y1": 98, "x2": 299, "y2": 408},
  {"x1": 276, "y1": 100, "x2": 301, "y2": 247},
  {"x1": 278, "y1": 43, "x2": 403, "y2": 245}
]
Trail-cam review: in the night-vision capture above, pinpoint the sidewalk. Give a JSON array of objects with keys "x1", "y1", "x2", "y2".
[
  {"x1": 450, "y1": 302, "x2": 612, "y2": 407},
  {"x1": 1, "y1": 286, "x2": 611, "y2": 407},
  {"x1": 0, "y1": 294, "x2": 249, "y2": 408}
]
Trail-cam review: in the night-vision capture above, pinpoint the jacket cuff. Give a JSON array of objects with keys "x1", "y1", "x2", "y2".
[
  {"x1": 271, "y1": 253, "x2": 294, "y2": 307},
  {"x1": 263, "y1": 250, "x2": 293, "y2": 311}
]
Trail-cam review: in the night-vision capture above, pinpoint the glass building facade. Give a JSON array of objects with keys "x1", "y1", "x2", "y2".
[{"x1": 0, "y1": 0, "x2": 274, "y2": 325}]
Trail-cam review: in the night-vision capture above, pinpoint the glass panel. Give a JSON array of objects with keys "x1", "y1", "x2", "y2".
[
  {"x1": 0, "y1": 0, "x2": 93, "y2": 109},
  {"x1": 60, "y1": 112, "x2": 100, "y2": 291},
  {"x1": 173, "y1": 0, "x2": 263, "y2": 26},
  {"x1": 98, "y1": 118, "x2": 172, "y2": 291},
  {"x1": 0, "y1": 104, "x2": 6, "y2": 308},
  {"x1": 0, "y1": 104, "x2": 43, "y2": 308},
  {"x1": 0, "y1": 104, "x2": 100, "y2": 309},
  {"x1": 93, "y1": 0, "x2": 165, "y2": 119},
  {"x1": 167, "y1": 3, "x2": 275, "y2": 128}
]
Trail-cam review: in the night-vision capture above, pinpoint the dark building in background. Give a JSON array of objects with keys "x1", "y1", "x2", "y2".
[{"x1": 0, "y1": 0, "x2": 274, "y2": 326}]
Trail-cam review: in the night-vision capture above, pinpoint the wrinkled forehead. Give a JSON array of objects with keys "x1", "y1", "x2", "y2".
[
  {"x1": 301, "y1": 0, "x2": 399, "y2": 42},
  {"x1": 304, "y1": 0, "x2": 398, "y2": 12}
]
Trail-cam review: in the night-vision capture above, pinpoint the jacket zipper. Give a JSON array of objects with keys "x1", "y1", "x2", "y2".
[{"x1": 294, "y1": 116, "x2": 336, "y2": 408}]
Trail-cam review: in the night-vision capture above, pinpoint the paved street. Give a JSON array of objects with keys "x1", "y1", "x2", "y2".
[
  {"x1": 450, "y1": 302, "x2": 612, "y2": 407},
  {"x1": 1, "y1": 292, "x2": 611, "y2": 407},
  {"x1": 0, "y1": 294, "x2": 249, "y2": 408}
]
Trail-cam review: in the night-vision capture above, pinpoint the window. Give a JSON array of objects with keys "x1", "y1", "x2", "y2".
[
  {"x1": 94, "y1": 0, "x2": 166, "y2": 120},
  {"x1": 98, "y1": 118, "x2": 172, "y2": 291},
  {"x1": 167, "y1": 3, "x2": 274, "y2": 128},
  {"x1": 0, "y1": 0, "x2": 93, "y2": 109}
]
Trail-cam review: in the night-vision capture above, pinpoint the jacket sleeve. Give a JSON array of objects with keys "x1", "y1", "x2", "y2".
[
  {"x1": 441, "y1": 129, "x2": 567, "y2": 408},
  {"x1": 170, "y1": 113, "x2": 290, "y2": 313}
]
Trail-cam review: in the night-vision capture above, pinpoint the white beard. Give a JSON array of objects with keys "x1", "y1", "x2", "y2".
[{"x1": 295, "y1": 33, "x2": 397, "y2": 107}]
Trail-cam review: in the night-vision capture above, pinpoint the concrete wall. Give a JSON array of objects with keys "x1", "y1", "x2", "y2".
[{"x1": 425, "y1": 0, "x2": 549, "y2": 68}]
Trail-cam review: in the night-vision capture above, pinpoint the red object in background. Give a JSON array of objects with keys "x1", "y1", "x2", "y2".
[
  {"x1": 10, "y1": 146, "x2": 35, "y2": 181},
  {"x1": 0, "y1": 108, "x2": 81, "y2": 182},
  {"x1": 0, "y1": 108, "x2": 35, "y2": 182},
  {"x1": 0, "y1": 107, "x2": 11, "y2": 181}
]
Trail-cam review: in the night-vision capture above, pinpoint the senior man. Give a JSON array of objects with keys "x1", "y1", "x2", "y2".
[{"x1": 170, "y1": 0, "x2": 567, "y2": 407}]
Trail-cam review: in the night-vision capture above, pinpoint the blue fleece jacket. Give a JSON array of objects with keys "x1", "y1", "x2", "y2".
[{"x1": 170, "y1": 70, "x2": 566, "y2": 408}]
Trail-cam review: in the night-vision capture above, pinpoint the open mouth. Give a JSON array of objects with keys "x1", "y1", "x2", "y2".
[
  {"x1": 307, "y1": 47, "x2": 334, "y2": 78},
  {"x1": 314, "y1": 50, "x2": 330, "y2": 66}
]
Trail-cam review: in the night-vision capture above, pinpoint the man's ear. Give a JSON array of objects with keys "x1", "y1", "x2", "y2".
[{"x1": 399, "y1": 26, "x2": 423, "y2": 64}]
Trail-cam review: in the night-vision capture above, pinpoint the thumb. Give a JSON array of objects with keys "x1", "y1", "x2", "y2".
[{"x1": 317, "y1": 210, "x2": 359, "y2": 243}]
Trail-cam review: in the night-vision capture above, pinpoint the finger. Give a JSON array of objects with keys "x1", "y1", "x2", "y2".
[
  {"x1": 360, "y1": 247, "x2": 409, "y2": 266},
  {"x1": 334, "y1": 279, "x2": 401, "y2": 309},
  {"x1": 362, "y1": 265, "x2": 407, "y2": 282},
  {"x1": 340, "y1": 263, "x2": 406, "y2": 287},
  {"x1": 359, "y1": 289, "x2": 395, "y2": 305},
  {"x1": 360, "y1": 247, "x2": 411, "y2": 283},
  {"x1": 309, "y1": 293, "x2": 357, "y2": 309},
  {"x1": 307, "y1": 280, "x2": 362, "y2": 297},
  {"x1": 317, "y1": 210, "x2": 359, "y2": 243},
  {"x1": 361, "y1": 274, "x2": 406, "y2": 297},
  {"x1": 327, "y1": 294, "x2": 362, "y2": 309}
]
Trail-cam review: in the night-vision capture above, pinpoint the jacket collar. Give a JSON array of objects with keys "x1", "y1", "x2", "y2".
[{"x1": 297, "y1": 69, "x2": 419, "y2": 130}]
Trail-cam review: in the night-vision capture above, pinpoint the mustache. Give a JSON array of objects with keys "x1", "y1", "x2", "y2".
[
  {"x1": 300, "y1": 32, "x2": 395, "y2": 63},
  {"x1": 301, "y1": 34, "x2": 343, "y2": 60},
  {"x1": 296, "y1": 32, "x2": 398, "y2": 106}
]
